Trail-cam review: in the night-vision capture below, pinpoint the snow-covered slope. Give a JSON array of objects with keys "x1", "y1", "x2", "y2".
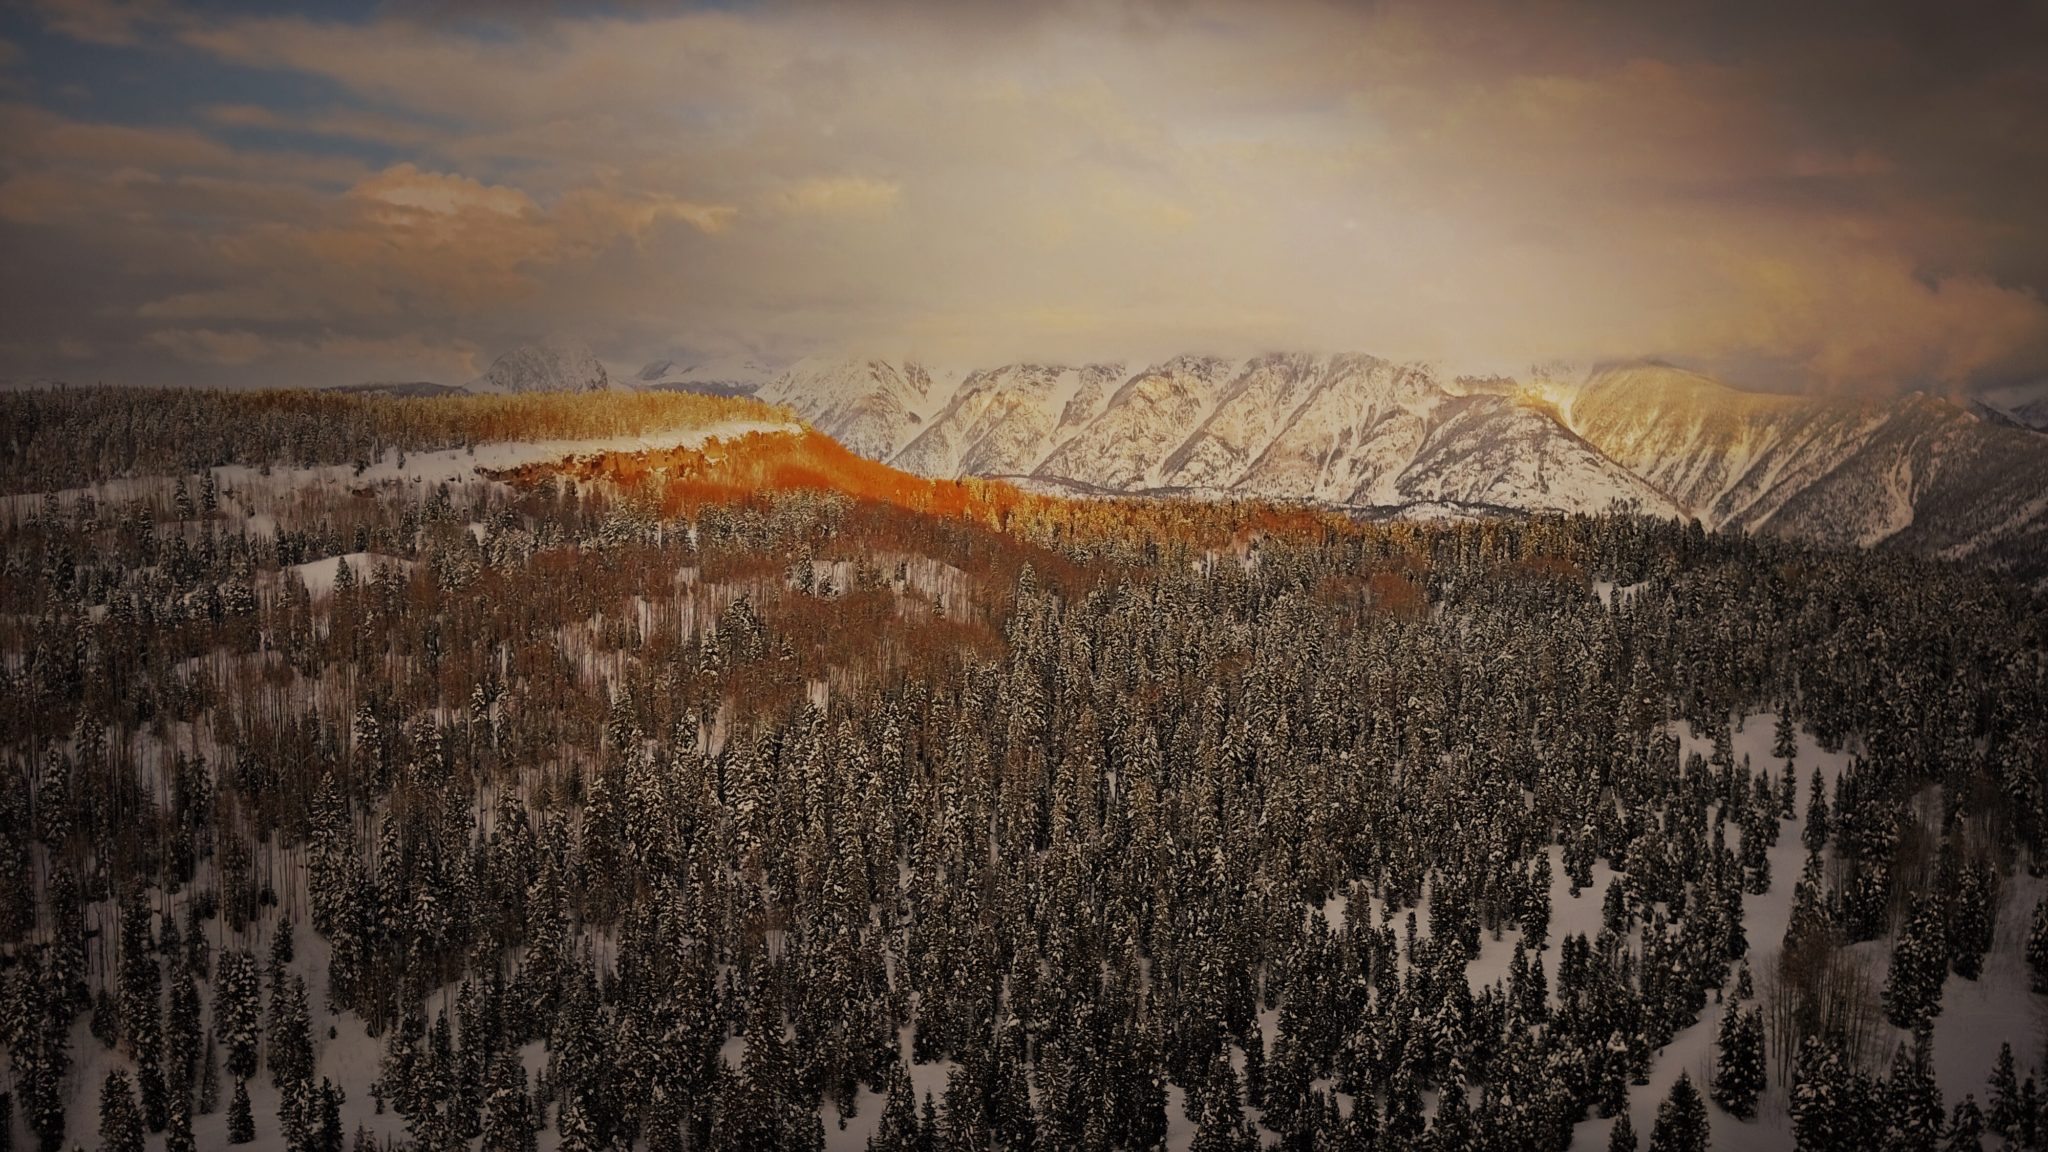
[
  {"x1": 1036, "y1": 355, "x2": 1239, "y2": 490},
  {"x1": 1205, "y1": 355, "x2": 1671, "y2": 515},
  {"x1": 783, "y1": 353, "x2": 1668, "y2": 517},
  {"x1": 466, "y1": 342, "x2": 610, "y2": 394},
  {"x1": 1974, "y1": 379, "x2": 2048, "y2": 433},
  {"x1": 753, "y1": 352, "x2": 2048, "y2": 570},
  {"x1": 755, "y1": 358, "x2": 952, "y2": 460},
  {"x1": 894, "y1": 363, "x2": 1123, "y2": 478},
  {"x1": 635, "y1": 355, "x2": 781, "y2": 397},
  {"x1": 1559, "y1": 363, "x2": 2048, "y2": 567}
]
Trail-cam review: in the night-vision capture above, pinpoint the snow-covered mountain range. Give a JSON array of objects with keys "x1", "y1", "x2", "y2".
[
  {"x1": 466, "y1": 343, "x2": 610, "y2": 394},
  {"x1": 353, "y1": 342, "x2": 2048, "y2": 571},
  {"x1": 760, "y1": 353, "x2": 2048, "y2": 572},
  {"x1": 635, "y1": 355, "x2": 782, "y2": 397},
  {"x1": 1972, "y1": 380, "x2": 2048, "y2": 434}
]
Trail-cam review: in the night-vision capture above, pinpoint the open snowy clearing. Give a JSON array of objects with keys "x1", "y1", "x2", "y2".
[{"x1": 2, "y1": 419, "x2": 799, "y2": 524}]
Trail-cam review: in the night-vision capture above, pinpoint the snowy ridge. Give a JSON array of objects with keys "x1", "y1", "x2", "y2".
[
  {"x1": 1974, "y1": 379, "x2": 2048, "y2": 433},
  {"x1": 633, "y1": 355, "x2": 782, "y2": 397},
  {"x1": 770, "y1": 354, "x2": 1673, "y2": 516},
  {"x1": 466, "y1": 342, "x2": 611, "y2": 394},
  {"x1": 755, "y1": 359, "x2": 942, "y2": 460},
  {"x1": 1560, "y1": 365, "x2": 2048, "y2": 570},
  {"x1": 763, "y1": 353, "x2": 2048, "y2": 571}
]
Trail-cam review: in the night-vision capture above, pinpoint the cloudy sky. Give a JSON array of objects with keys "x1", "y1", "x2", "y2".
[{"x1": 1, "y1": 0, "x2": 2045, "y2": 391}]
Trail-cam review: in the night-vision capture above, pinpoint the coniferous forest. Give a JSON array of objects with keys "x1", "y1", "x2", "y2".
[{"x1": 1, "y1": 389, "x2": 2045, "y2": 1152}]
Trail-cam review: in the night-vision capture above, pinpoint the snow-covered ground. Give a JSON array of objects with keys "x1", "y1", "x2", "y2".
[
  {"x1": 280, "y1": 552, "x2": 413, "y2": 599},
  {"x1": 2, "y1": 419, "x2": 797, "y2": 525},
  {"x1": 1566, "y1": 714, "x2": 2042, "y2": 1152}
]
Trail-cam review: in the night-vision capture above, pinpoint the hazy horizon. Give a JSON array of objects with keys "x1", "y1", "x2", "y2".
[{"x1": 3, "y1": 0, "x2": 2045, "y2": 395}]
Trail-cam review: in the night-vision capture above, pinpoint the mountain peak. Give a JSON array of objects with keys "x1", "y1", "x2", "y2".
[{"x1": 467, "y1": 343, "x2": 609, "y2": 394}]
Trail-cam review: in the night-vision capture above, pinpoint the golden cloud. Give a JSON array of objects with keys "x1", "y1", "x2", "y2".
[{"x1": 774, "y1": 176, "x2": 902, "y2": 217}]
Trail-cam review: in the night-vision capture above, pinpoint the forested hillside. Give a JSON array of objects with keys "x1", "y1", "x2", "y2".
[
  {"x1": 0, "y1": 390, "x2": 2045, "y2": 1152},
  {"x1": 0, "y1": 388, "x2": 788, "y2": 495}
]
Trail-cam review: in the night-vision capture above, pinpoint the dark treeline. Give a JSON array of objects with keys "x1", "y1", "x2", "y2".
[
  {"x1": 0, "y1": 386, "x2": 785, "y2": 493},
  {"x1": 0, "y1": 416, "x2": 2045, "y2": 1152}
]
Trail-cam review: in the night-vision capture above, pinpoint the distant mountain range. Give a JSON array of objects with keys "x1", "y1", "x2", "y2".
[
  {"x1": 465, "y1": 343, "x2": 611, "y2": 394},
  {"x1": 1972, "y1": 380, "x2": 2048, "y2": 434},
  {"x1": 331, "y1": 344, "x2": 2048, "y2": 575},
  {"x1": 634, "y1": 355, "x2": 781, "y2": 398},
  {"x1": 753, "y1": 353, "x2": 2048, "y2": 576}
]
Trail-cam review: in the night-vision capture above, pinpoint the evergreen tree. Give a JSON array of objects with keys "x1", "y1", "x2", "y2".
[
  {"x1": 1793, "y1": 1037, "x2": 1864, "y2": 1152},
  {"x1": 98, "y1": 1071, "x2": 144, "y2": 1152},
  {"x1": 313, "y1": 1080, "x2": 346, "y2": 1152},
  {"x1": 269, "y1": 974, "x2": 315, "y2": 1092},
  {"x1": 2027, "y1": 898, "x2": 2048, "y2": 994},
  {"x1": 1607, "y1": 1112, "x2": 1639, "y2": 1152},
  {"x1": 1882, "y1": 1036, "x2": 1943, "y2": 1152},
  {"x1": 918, "y1": 1092, "x2": 940, "y2": 1152},
  {"x1": 228, "y1": 1080, "x2": 256, "y2": 1145},
  {"x1": 1986, "y1": 1044, "x2": 2019, "y2": 1137},
  {"x1": 1647, "y1": 1072, "x2": 1708, "y2": 1152},
  {"x1": 1525, "y1": 852, "x2": 1554, "y2": 952},
  {"x1": 1710, "y1": 1001, "x2": 1765, "y2": 1119},
  {"x1": 1803, "y1": 768, "x2": 1830, "y2": 854},
  {"x1": 482, "y1": 1052, "x2": 536, "y2": 1152},
  {"x1": 166, "y1": 958, "x2": 202, "y2": 1095},
  {"x1": 216, "y1": 950, "x2": 262, "y2": 1082},
  {"x1": 1432, "y1": 1072, "x2": 1477, "y2": 1152},
  {"x1": 117, "y1": 888, "x2": 167, "y2": 1133},
  {"x1": 15, "y1": 968, "x2": 71, "y2": 1152},
  {"x1": 1884, "y1": 893, "x2": 1948, "y2": 1031},
  {"x1": 1774, "y1": 710, "x2": 1799, "y2": 763},
  {"x1": 869, "y1": 1065, "x2": 920, "y2": 1152},
  {"x1": 1947, "y1": 862, "x2": 1994, "y2": 981},
  {"x1": 1189, "y1": 1051, "x2": 1256, "y2": 1152},
  {"x1": 198, "y1": 1033, "x2": 221, "y2": 1115},
  {"x1": 164, "y1": 1087, "x2": 195, "y2": 1152},
  {"x1": 1945, "y1": 1095, "x2": 1985, "y2": 1152}
]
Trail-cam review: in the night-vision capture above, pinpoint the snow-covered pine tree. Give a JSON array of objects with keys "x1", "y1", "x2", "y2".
[
  {"x1": 165, "y1": 955, "x2": 201, "y2": 1095},
  {"x1": 1647, "y1": 1072, "x2": 1708, "y2": 1152},
  {"x1": 227, "y1": 1078, "x2": 255, "y2": 1144},
  {"x1": 1710, "y1": 1001, "x2": 1765, "y2": 1119},
  {"x1": 164, "y1": 1085, "x2": 195, "y2": 1152},
  {"x1": 1947, "y1": 1094, "x2": 1986, "y2": 1152},
  {"x1": 215, "y1": 950, "x2": 262, "y2": 1082},
  {"x1": 98, "y1": 1070, "x2": 144, "y2": 1152},
  {"x1": 269, "y1": 973, "x2": 315, "y2": 1093},
  {"x1": 1884, "y1": 893, "x2": 1949, "y2": 1030},
  {"x1": 198, "y1": 1031, "x2": 221, "y2": 1114},
  {"x1": 1948, "y1": 860, "x2": 1994, "y2": 980},
  {"x1": 1986, "y1": 1043, "x2": 2019, "y2": 1136},
  {"x1": 1607, "y1": 1111, "x2": 1638, "y2": 1152},
  {"x1": 2027, "y1": 897, "x2": 2048, "y2": 993},
  {"x1": 1881, "y1": 1034, "x2": 1942, "y2": 1152},
  {"x1": 1803, "y1": 768, "x2": 1830, "y2": 854}
]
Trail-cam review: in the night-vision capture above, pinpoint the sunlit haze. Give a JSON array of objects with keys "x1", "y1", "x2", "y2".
[{"x1": 2, "y1": 0, "x2": 2045, "y2": 392}]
